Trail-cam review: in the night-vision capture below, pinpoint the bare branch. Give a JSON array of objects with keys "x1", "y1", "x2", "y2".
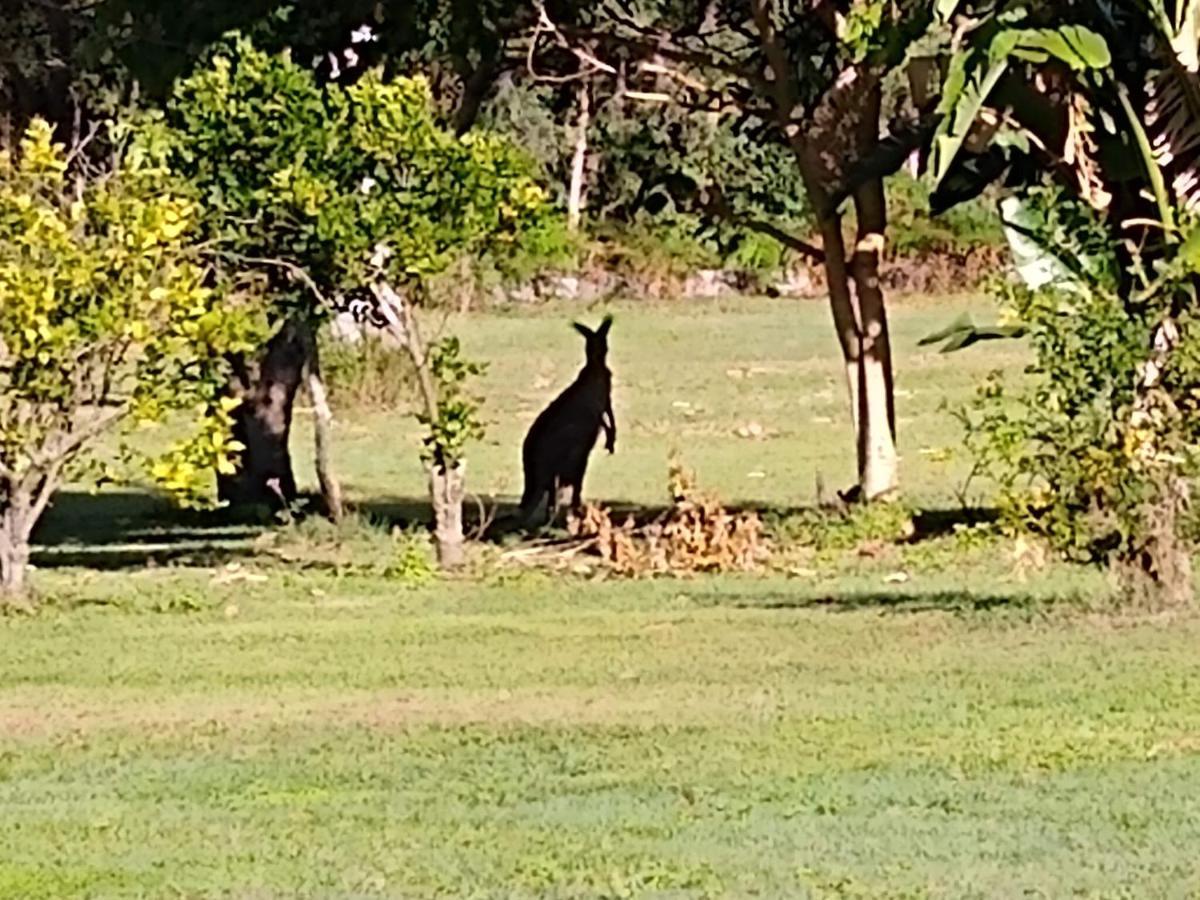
[
  {"x1": 215, "y1": 252, "x2": 331, "y2": 309},
  {"x1": 528, "y1": 1, "x2": 617, "y2": 84}
]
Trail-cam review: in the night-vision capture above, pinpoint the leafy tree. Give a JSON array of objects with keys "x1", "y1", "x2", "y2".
[
  {"x1": 925, "y1": 0, "x2": 1200, "y2": 604},
  {"x1": 160, "y1": 38, "x2": 546, "y2": 565},
  {"x1": 0, "y1": 118, "x2": 262, "y2": 600},
  {"x1": 535, "y1": 0, "x2": 950, "y2": 502}
]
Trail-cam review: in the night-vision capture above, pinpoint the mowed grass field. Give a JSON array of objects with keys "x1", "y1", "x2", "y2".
[{"x1": 4, "y1": 295, "x2": 1200, "y2": 898}]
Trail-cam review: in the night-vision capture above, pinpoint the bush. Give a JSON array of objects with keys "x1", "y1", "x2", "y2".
[
  {"x1": 320, "y1": 331, "x2": 416, "y2": 411},
  {"x1": 957, "y1": 188, "x2": 1200, "y2": 597},
  {"x1": 884, "y1": 172, "x2": 1005, "y2": 256}
]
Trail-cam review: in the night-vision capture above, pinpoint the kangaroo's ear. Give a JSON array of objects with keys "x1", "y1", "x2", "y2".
[
  {"x1": 597, "y1": 315, "x2": 613, "y2": 338},
  {"x1": 573, "y1": 322, "x2": 594, "y2": 339}
]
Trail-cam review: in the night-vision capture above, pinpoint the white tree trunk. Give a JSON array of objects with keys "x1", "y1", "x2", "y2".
[
  {"x1": 0, "y1": 501, "x2": 32, "y2": 600},
  {"x1": 567, "y1": 81, "x2": 590, "y2": 233},
  {"x1": 306, "y1": 366, "x2": 344, "y2": 522},
  {"x1": 429, "y1": 465, "x2": 466, "y2": 569},
  {"x1": 856, "y1": 350, "x2": 899, "y2": 499},
  {"x1": 850, "y1": 195, "x2": 899, "y2": 501}
]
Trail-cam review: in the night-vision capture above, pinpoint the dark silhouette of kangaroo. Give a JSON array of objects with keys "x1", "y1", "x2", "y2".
[{"x1": 520, "y1": 316, "x2": 616, "y2": 525}]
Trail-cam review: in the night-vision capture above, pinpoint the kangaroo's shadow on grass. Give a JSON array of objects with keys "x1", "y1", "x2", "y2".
[
  {"x1": 361, "y1": 496, "x2": 1002, "y2": 546},
  {"x1": 31, "y1": 490, "x2": 266, "y2": 571},
  {"x1": 357, "y1": 495, "x2": 661, "y2": 541}
]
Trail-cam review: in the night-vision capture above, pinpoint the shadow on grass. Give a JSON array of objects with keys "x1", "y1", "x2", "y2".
[
  {"x1": 358, "y1": 495, "x2": 663, "y2": 539},
  {"x1": 722, "y1": 590, "x2": 1035, "y2": 615},
  {"x1": 31, "y1": 490, "x2": 266, "y2": 571},
  {"x1": 909, "y1": 507, "x2": 1000, "y2": 540},
  {"x1": 29, "y1": 489, "x2": 1007, "y2": 579}
]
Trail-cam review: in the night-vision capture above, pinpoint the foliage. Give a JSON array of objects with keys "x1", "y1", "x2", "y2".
[
  {"x1": 159, "y1": 36, "x2": 547, "y2": 295},
  {"x1": 922, "y1": 1, "x2": 1200, "y2": 600},
  {"x1": 417, "y1": 337, "x2": 487, "y2": 471},
  {"x1": 319, "y1": 332, "x2": 415, "y2": 411},
  {"x1": 885, "y1": 172, "x2": 1004, "y2": 255},
  {"x1": 957, "y1": 187, "x2": 1200, "y2": 568},
  {"x1": 159, "y1": 36, "x2": 546, "y2": 495},
  {"x1": 0, "y1": 118, "x2": 261, "y2": 511}
]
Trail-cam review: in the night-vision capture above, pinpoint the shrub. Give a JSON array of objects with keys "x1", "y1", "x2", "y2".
[
  {"x1": 0, "y1": 118, "x2": 262, "y2": 600},
  {"x1": 958, "y1": 188, "x2": 1200, "y2": 599},
  {"x1": 320, "y1": 331, "x2": 415, "y2": 411}
]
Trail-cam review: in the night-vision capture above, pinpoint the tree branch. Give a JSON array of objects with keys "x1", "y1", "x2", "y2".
[
  {"x1": 699, "y1": 185, "x2": 825, "y2": 263},
  {"x1": 215, "y1": 252, "x2": 331, "y2": 309},
  {"x1": 528, "y1": 1, "x2": 617, "y2": 83}
]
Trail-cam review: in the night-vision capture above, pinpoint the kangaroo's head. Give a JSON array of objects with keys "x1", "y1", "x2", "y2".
[{"x1": 573, "y1": 315, "x2": 613, "y2": 368}]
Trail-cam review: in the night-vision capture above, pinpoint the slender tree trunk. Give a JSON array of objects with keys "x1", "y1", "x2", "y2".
[
  {"x1": 219, "y1": 319, "x2": 310, "y2": 510},
  {"x1": 306, "y1": 353, "x2": 344, "y2": 523},
  {"x1": 567, "y1": 81, "x2": 590, "y2": 233},
  {"x1": 453, "y1": 55, "x2": 500, "y2": 136},
  {"x1": 371, "y1": 282, "x2": 468, "y2": 569},
  {"x1": 429, "y1": 465, "x2": 466, "y2": 568},
  {"x1": 813, "y1": 208, "x2": 897, "y2": 500},
  {"x1": 850, "y1": 178, "x2": 899, "y2": 499}
]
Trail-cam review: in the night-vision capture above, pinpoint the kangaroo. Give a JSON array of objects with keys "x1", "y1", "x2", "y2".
[{"x1": 519, "y1": 316, "x2": 616, "y2": 526}]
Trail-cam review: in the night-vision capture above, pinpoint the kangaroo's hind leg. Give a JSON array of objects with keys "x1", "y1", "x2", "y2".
[
  {"x1": 549, "y1": 475, "x2": 572, "y2": 527},
  {"x1": 518, "y1": 467, "x2": 553, "y2": 529},
  {"x1": 566, "y1": 455, "x2": 590, "y2": 513}
]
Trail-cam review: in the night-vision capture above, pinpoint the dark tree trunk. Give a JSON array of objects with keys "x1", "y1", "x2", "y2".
[
  {"x1": 218, "y1": 319, "x2": 311, "y2": 510},
  {"x1": 453, "y1": 54, "x2": 500, "y2": 135}
]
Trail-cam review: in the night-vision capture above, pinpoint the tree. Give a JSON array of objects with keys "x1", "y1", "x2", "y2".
[
  {"x1": 59, "y1": 1, "x2": 543, "y2": 511},
  {"x1": 537, "y1": 0, "x2": 947, "y2": 502},
  {"x1": 924, "y1": 0, "x2": 1200, "y2": 604},
  {"x1": 0, "y1": 118, "x2": 262, "y2": 600},
  {"x1": 159, "y1": 38, "x2": 546, "y2": 565}
]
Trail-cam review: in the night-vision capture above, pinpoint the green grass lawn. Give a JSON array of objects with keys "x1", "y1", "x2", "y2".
[
  {"x1": 5, "y1": 295, "x2": 1200, "y2": 898},
  {"x1": 300, "y1": 292, "x2": 1028, "y2": 512}
]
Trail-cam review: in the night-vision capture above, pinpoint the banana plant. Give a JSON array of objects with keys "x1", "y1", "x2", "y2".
[{"x1": 925, "y1": 0, "x2": 1200, "y2": 604}]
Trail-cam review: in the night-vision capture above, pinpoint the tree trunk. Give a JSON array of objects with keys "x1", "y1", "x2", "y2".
[
  {"x1": 453, "y1": 54, "x2": 500, "y2": 136},
  {"x1": 1118, "y1": 474, "x2": 1194, "y2": 607},
  {"x1": 567, "y1": 81, "x2": 590, "y2": 233},
  {"x1": 306, "y1": 354, "x2": 344, "y2": 523},
  {"x1": 747, "y1": 1, "x2": 898, "y2": 501},
  {"x1": 1120, "y1": 318, "x2": 1194, "y2": 606},
  {"x1": 815, "y1": 211, "x2": 898, "y2": 501},
  {"x1": 219, "y1": 319, "x2": 310, "y2": 510},
  {"x1": 849, "y1": 177, "x2": 899, "y2": 500},
  {"x1": 0, "y1": 500, "x2": 33, "y2": 601},
  {"x1": 371, "y1": 281, "x2": 470, "y2": 571},
  {"x1": 429, "y1": 465, "x2": 466, "y2": 569}
]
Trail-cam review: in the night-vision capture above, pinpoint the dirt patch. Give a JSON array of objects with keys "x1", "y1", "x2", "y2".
[{"x1": 0, "y1": 683, "x2": 768, "y2": 741}]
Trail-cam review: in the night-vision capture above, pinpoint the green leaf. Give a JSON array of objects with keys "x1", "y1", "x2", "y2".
[
  {"x1": 919, "y1": 315, "x2": 1027, "y2": 354},
  {"x1": 1181, "y1": 225, "x2": 1200, "y2": 271},
  {"x1": 1000, "y1": 195, "x2": 1085, "y2": 292},
  {"x1": 1010, "y1": 26, "x2": 1111, "y2": 71},
  {"x1": 930, "y1": 25, "x2": 1110, "y2": 188},
  {"x1": 918, "y1": 312, "x2": 974, "y2": 346},
  {"x1": 930, "y1": 52, "x2": 1009, "y2": 185}
]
